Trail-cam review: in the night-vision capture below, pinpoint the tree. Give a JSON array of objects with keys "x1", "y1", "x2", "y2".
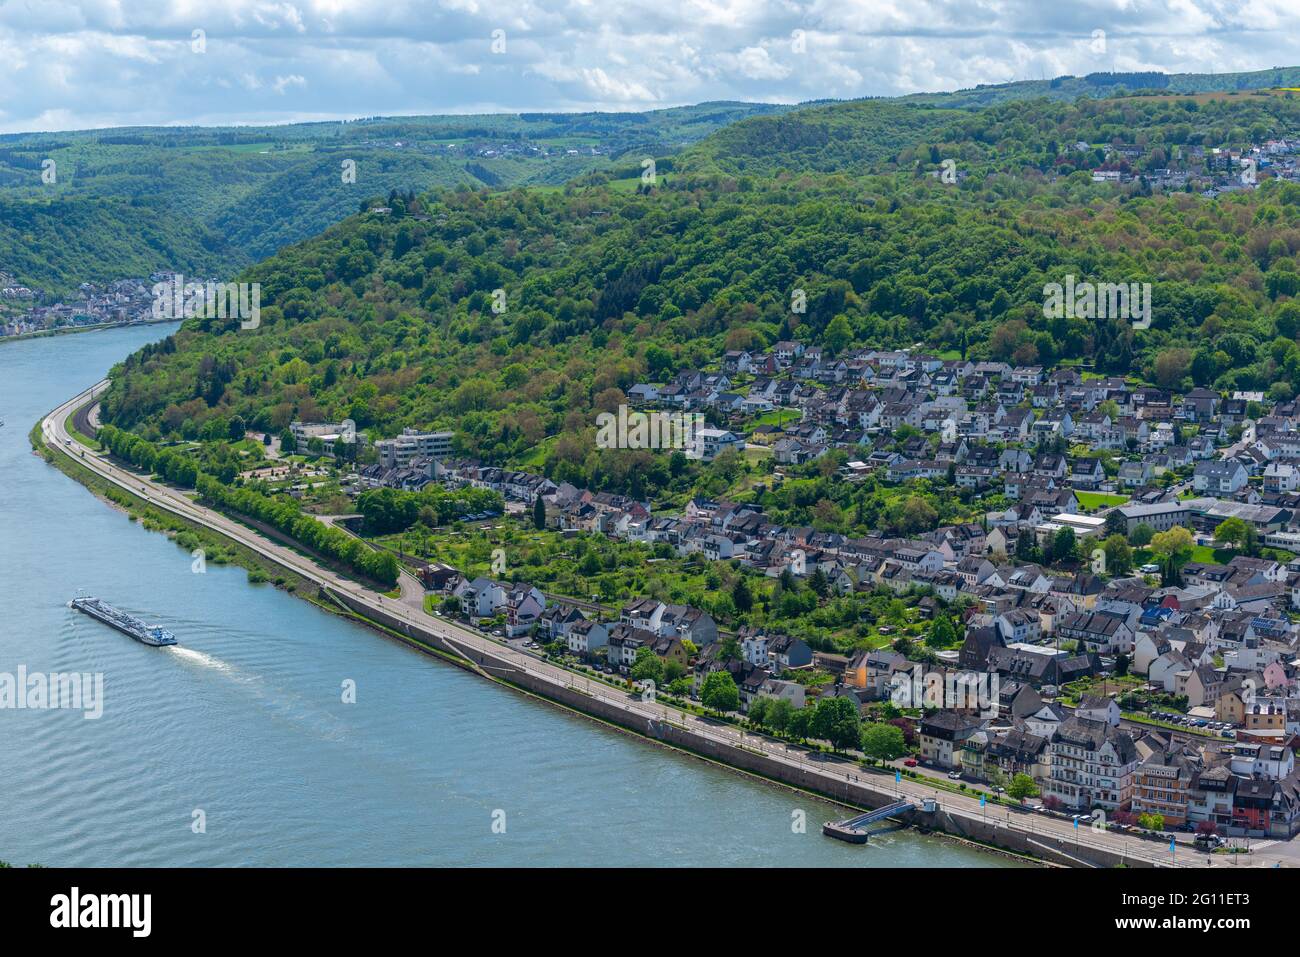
[
  {"x1": 860, "y1": 722, "x2": 907, "y2": 761},
  {"x1": 1214, "y1": 517, "x2": 1250, "y2": 549},
  {"x1": 747, "y1": 695, "x2": 772, "y2": 728},
  {"x1": 899, "y1": 495, "x2": 938, "y2": 533},
  {"x1": 1103, "y1": 509, "x2": 1128, "y2": 538},
  {"x1": 1241, "y1": 522, "x2": 1260, "y2": 556},
  {"x1": 630, "y1": 647, "x2": 664, "y2": 685},
  {"x1": 700, "y1": 671, "x2": 739, "y2": 714},
  {"x1": 717, "y1": 636, "x2": 742, "y2": 662},
  {"x1": 1138, "y1": 811, "x2": 1166, "y2": 832},
  {"x1": 1007, "y1": 773, "x2": 1040, "y2": 802},
  {"x1": 812, "y1": 696, "x2": 862, "y2": 752},
  {"x1": 823, "y1": 314, "x2": 853, "y2": 356},
  {"x1": 1130, "y1": 523, "x2": 1154, "y2": 547},
  {"x1": 278, "y1": 428, "x2": 297, "y2": 453},
  {"x1": 808, "y1": 566, "x2": 829, "y2": 597},
  {"x1": 925, "y1": 615, "x2": 957, "y2": 649},
  {"x1": 732, "y1": 576, "x2": 753, "y2": 613},
  {"x1": 532, "y1": 495, "x2": 547, "y2": 530},
  {"x1": 1052, "y1": 526, "x2": 1077, "y2": 565},
  {"x1": 1101, "y1": 534, "x2": 1133, "y2": 576},
  {"x1": 228, "y1": 415, "x2": 246, "y2": 442},
  {"x1": 1150, "y1": 526, "x2": 1194, "y2": 585},
  {"x1": 888, "y1": 716, "x2": 916, "y2": 746},
  {"x1": 1015, "y1": 529, "x2": 1040, "y2": 562},
  {"x1": 1153, "y1": 348, "x2": 1192, "y2": 389},
  {"x1": 767, "y1": 697, "x2": 795, "y2": 734},
  {"x1": 1149, "y1": 526, "x2": 1193, "y2": 564},
  {"x1": 787, "y1": 706, "x2": 813, "y2": 741}
]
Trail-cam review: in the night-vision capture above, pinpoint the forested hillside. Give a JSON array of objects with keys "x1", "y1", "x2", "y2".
[
  {"x1": 0, "y1": 102, "x2": 789, "y2": 292},
  {"x1": 0, "y1": 195, "x2": 234, "y2": 289},
  {"x1": 100, "y1": 166, "x2": 1300, "y2": 498},
  {"x1": 8, "y1": 70, "x2": 1300, "y2": 294},
  {"x1": 680, "y1": 90, "x2": 1300, "y2": 178}
]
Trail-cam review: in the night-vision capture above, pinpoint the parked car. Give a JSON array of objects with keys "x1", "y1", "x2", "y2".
[
  {"x1": 903, "y1": 758, "x2": 918, "y2": 768},
  {"x1": 947, "y1": 771, "x2": 962, "y2": 780}
]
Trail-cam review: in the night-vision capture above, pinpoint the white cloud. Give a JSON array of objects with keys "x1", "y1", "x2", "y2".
[
  {"x1": 0, "y1": 0, "x2": 1298, "y2": 131},
  {"x1": 580, "y1": 67, "x2": 656, "y2": 102},
  {"x1": 717, "y1": 45, "x2": 791, "y2": 81},
  {"x1": 272, "y1": 73, "x2": 307, "y2": 94}
]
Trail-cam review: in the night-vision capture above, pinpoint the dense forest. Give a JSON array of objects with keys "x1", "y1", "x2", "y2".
[
  {"x1": 680, "y1": 91, "x2": 1300, "y2": 179},
  {"x1": 0, "y1": 195, "x2": 234, "y2": 290},
  {"x1": 0, "y1": 102, "x2": 789, "y2": 292},
  {"x1": 99, "y1": 169, "x2": 1300, "y2": 489}
]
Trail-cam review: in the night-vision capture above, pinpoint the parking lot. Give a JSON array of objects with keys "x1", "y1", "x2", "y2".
[{"x1": 1143, "y1": 710, "x2": 1238, "y2": 738}]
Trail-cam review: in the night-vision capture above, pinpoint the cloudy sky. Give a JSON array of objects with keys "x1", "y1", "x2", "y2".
[{"x1": 1, "y1": 0, "x2": 1297, "y2": 133}]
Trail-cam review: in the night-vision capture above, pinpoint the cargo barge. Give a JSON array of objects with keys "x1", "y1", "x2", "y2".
[{"x1": 69, "y1": 596, "x2": 178, "y2": 647}]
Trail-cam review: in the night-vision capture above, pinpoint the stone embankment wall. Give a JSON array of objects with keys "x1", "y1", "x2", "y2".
[{"x1": 326, "y1": 587, "x2": 1154, "y2": 869}]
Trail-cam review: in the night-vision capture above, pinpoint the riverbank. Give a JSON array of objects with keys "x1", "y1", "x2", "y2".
[
  {"x1": 34, "y1": 383, "x2": 1211, "y2": 869},
  {"x1": 1, "y1": 317, "x2": 174, "y2": 346},
  {"x1": 31, "y1": 419, "x2": 316, "y2": 596}
]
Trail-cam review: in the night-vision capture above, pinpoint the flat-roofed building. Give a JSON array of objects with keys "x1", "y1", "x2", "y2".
[
  {"x1": 1114, "y1": 501, "x2": 1189, "y2": 536},
  {"x1": 375, "y1": 428, "x2": 455, "y2": 467}
]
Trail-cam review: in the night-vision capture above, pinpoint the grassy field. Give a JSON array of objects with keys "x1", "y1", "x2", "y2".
[
  {"x1": 1075, "y1": 491, "x2": 1129, "y2": 511},
  {"x1": 1134, "y1": 544, "x2": 1235, "y2": 566},
  {"x1": 63, "y1": 411, "x2": 100, "y2": 450}
]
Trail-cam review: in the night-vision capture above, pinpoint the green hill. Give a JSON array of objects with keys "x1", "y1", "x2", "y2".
[
  {"x1": 680, "y1": 86, "x2": 1300, "y2": 179},
  {"x1": 99, "y1": 168, "x2": 1300, "y2": 493},
  {"x1": 0, "y1": 102, "x2": 792, "y2": 293}
]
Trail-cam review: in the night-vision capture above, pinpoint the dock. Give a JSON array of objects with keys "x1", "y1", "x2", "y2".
[{"x1": 822, "y1": 800, "x2": 916, "y2": 844}]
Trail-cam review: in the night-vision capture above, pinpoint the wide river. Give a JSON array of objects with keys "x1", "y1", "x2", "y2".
[{"x1": 0, "y1": 324, "x2": 1018, "y2": 866}]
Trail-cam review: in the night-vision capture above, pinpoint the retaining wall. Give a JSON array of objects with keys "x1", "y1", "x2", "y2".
[{"x1": 326, "y1": 586, "x2": 1161, "y2": 868}]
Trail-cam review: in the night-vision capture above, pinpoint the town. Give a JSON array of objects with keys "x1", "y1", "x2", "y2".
[
  {"x1": 1081, "y1": 135, "x2": 1300, "y2": 194},
  {"x1": 0, "y1": 270, "x2": 172, "y2": 338},
  {"x1": 250, "y1": 339, "x2": 1300, "y2": 855}
]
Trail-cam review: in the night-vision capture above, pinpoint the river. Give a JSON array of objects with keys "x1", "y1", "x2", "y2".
[{"x1": 0, "y1": 324, "x2": 1018, "y2": 867}]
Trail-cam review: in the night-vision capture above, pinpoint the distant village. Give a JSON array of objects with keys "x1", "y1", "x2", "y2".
[
  {"x1": 0, "y1": 270, "x2": 170, "y2": 338},
  {"x1": 1080, "y1": 136, "x2": 1300, "y2": 194},
  {"x1": 354, "y1": 137, "x2": 610, "y2": 161}
]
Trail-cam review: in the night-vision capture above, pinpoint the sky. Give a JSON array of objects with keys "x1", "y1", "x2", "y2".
[{"x1": 1, "y1": 0, "x2": 1298, "y2": 133}]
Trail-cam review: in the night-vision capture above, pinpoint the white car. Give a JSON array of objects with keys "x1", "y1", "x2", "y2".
[{"x1": 1139, "y1": 563, "x2": 1160, "y2": 574}]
